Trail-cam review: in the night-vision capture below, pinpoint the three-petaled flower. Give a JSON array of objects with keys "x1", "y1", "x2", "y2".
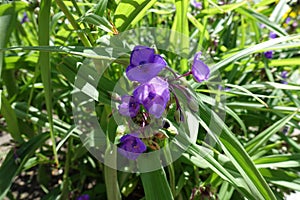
[
  {"x1": 264, "y1": 51, "x2": 273, "y2": 59},
  {"x1": 118, "y1": 95, "x2": 140, "y2": 117},
  {"x1": 269, "y1": 32, "x2": 277, "y2": 39},
  {"x1": 126, "y1": 46, "x2": 167, "y2": 83},
  {"x1": 118, "y1": 134, "x2": 147, "y2": 160},
  {"x1": 133, "y1": 77, "x2": 170, "y2": 118},
  {"x1": 191, "y1": 52, "x2": 210, "y2": 82}
]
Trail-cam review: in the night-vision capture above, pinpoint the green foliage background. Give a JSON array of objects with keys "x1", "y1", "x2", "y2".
[{"x1": 0, "y1": 0, "x2": 299, "y2": 199}]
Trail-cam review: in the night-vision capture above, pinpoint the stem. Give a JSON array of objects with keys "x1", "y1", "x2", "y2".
[
  {"x1": 170, "y1": 71, "x2": 192, "y2": 82},
  {"x1": 55, "y1": 0, "x2": 92, "y2": 47},
  {"x1": 60, "y1": 137, "x2": 73, "y2": 200},
  {"x1": 165, "y1": 66, "x2": 179, "y2": 78},
  {"x1": 164, "y1": 147, "x2": 176, "y2": 196},
  {"x1": 104, "y1": 137, "x2": 121, "y2": 200},
  {"x1": 170, "y1": 87, "x2": 181, "y2": 110}
]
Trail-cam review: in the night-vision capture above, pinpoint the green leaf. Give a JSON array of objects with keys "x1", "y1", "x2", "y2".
[
  {"x1": 186, "y1": 144, "x2": 253, "y2": 198},
  {"x1": 140, "y1": 168, "x2": 174, "y2": 200},
  {"x1": 218, "y1": 182, "x2": 234, "y2": 200},
  {"x1": 0, "y1": 90, "x2": 1, "y2": 110},
  {"x1": 197, "y1": 93, "x2": 247, "y2": 135},
  {"x1": 260, "y1": 168, "x2": 300, "y2": 191},
  {"x1": 255, "y1": 154, "x2": 300, "y2": 168},
  {"x1": 225, "y1": 83, "x2": 268, "y2": 108},
  {"x1": 81, "y1": 13, "x2": 113, "y2": 33},
  {"x1": 114, "y1": 0, "x2": 157, "y2": 32},
  {"x1": 236, "y1": 7, "x2": 288, "y2": 36},
  {"x1": 269, "y1": 0, "x2": 290, "y2": 23},
  {"x1": 0, "y1": 133, "x2": 49, "y2": 199},
  {"x1": 38, "y1": 0, "x2": 58, "y2": 166},
  {"x1": 0, "y1": 3, "x2": 18, "y2": 84},
  {"x1": 171, "y1": 0, "x2": 189, "y2": 73},
  {"x1": 94, "y1": 0, "x2": 108, "y2": 16},
  {"x1": 187, "y1": 12, "x2": 209, "y2": 40},
  {"x1": 200, "y1": 1, "x2": 247, "y2": 15},
  {"x1": 0, "y1": 95, "x2": 23, "y2": 143},
  {"x1": 104, "y1": 142, "x2": 121, "y2": 200},
  {"x1": 211, "y1": 34, "x2": 300, "y2": 74},
  {"x1": 198, "y1": 100, "x2": 276, "y2": 200},
  {"x1": 269, "y1": 58, "x2": 300, "y2": 66},
  {"x1": 245, "y1": 113, "x2": 296, "y2": 155}
]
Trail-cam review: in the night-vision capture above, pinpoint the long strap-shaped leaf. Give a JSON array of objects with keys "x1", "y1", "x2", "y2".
[
  {"x1": 138, "y1": 154, "x2": 173, "y2": 200},
  {"x1": 245, "y1": 113, "x2": 297, "y2": 155},
  {"x1": 198, "y1": 100, "x2": 276, "y2": 200},
  {"x1": 186, "y1": 144, "x2": 254, "y2": 199},
  {"x1": 211, "y1": 34, "x2": 300, "y2": 74},
  {"x1": 38, "y1": 0, "x2": 59, "y2": 166},
  {"x1": 171, "y1": 0, "x2": 189, "y2": 73},
  {"x1": 114, "y1": 0, "x2": 157, "y2": 32},
  {"x1": 1, "y1": 95, "x2": 23, "y2": 143},
  {"x1": 140, "y1": 168, "x2": 174, "y2": 200}
]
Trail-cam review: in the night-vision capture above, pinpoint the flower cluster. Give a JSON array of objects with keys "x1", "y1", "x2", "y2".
[
  {"x1": 119, "y1": 46, "x2": 170, "y2": 118},
  {"x1": 117, "y1": 45, "x2": 210, "y2": 160}
]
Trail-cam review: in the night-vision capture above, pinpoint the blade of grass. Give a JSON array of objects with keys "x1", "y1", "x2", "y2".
[
  {"x1": 0, "y1": 3, "x2": 18, "y2": 96},
  {"x1": 198, "y1": 100, "x2": 277, "y2": 200},
  {"x1": 196, "y1": 93, "x2": 247, "y2": 134},
  {"x1": 186, "y1": 144, "x2": 253, "y2": 198},
  {"x1": 38, "y1": 0, "x2": 59, "y2": 166},
  {"x1": 260, "y1": 168, "x2": 300, "y2": 191},
  {"x1": 114, "y1": 0, "x2": 157, "y2": 32},
  {"x1": 187, "y1": 13, "x2": 209, "y2": 40},
  {"x1": 245, "y1": 113, "x2": 297, "y2": 155},
  {"x1": 255, "y1": 154, "x2": 300, "y2": 168},
  {"x1": 200, "y1": 1, "x2": 247, "y2": 15},
  {"x1": 0, "y1": 46, "x2": 117, "y2": 60},
  {"x1": 171, "y1": 0, "x2": 189, "y2": 73},
  {"x1": 236, "y1": 7, "x2": 288, "y2": 36},
  {"x1": 1, "y1": 95, "x2": 23, "y2": 143},
  {"x1": 140, "y1": 168, "x2": 174, "y2": 200},
  {"x1": 55, "y1": 0, "x2": 92, "y2": 47},
  {"x1": 225, "y1": 83, "x2": 268, "y2": 108},
  {"x1": 104, "y1": 144, "x2": 121, "y2": 200},
  {"x1": 211, "y1": 34, "x2": 300, "y2": 74}
]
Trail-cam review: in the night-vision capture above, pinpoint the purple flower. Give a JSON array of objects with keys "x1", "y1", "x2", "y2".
[
  {"x1": 133, "y1": 77, "x2": 170, "y2": 118},
  {"x1": 269, "y1": 32, "x2": 277, "y2": 39},
  {"x1": 118, "y1": 95, "x2": 140, "y2": 117},
  {"x1": 191, "y1": 52, "x2": 210, "y2": 82},
  {"x1": 21, "y1": 12, "x2": 29, "y2": 24},
  {"x1": 119, "y1": 134, "x2": 147, "y2": 160},
  {"x1": 281, "y1": 71, "x2": 288, "y2": 84},
  {"x1": 126, "y1": 46, "x2": 167, "y2": 83},
  {"x1": 281, "y1": 71, "x2": 288, "y2": 79},
  {"x1": 191, "y1": 0, "x2": 202, "y2": 9},
  {"x1": 264, "y1": 51, "x2": 273, "y2": 59},
  {"x1": 285, "y1": 17, "x2": 291, "y2": 24},
  {"x1": 77, "y1": 194, "x2": 90, "y2": 200}
]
